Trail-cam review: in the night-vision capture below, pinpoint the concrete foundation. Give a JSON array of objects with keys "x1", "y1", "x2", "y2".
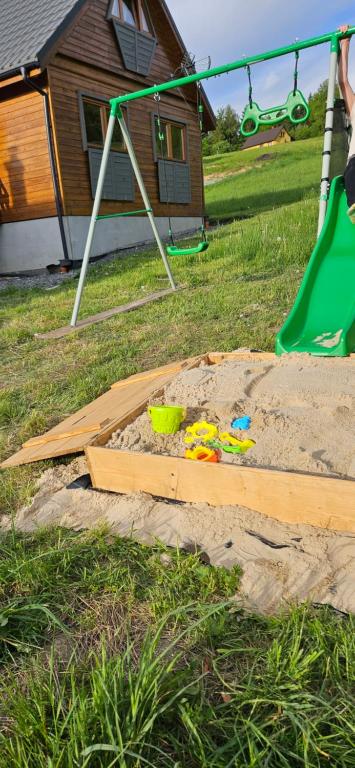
[{"x1": 0, "y1": 215, "x2": 204, "y2": 274}]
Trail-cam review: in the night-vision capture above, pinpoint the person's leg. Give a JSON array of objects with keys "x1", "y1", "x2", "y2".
[{"x1": 344, "y1": 156, "x2": 355, "y2": 221}]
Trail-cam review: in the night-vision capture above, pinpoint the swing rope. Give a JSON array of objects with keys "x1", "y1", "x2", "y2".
[
  {"x1": 293, "y1": 50, "x2": 299, "y2": 96},
  {"x1": 197, "y1": 82, "x2": 204, "y2": 132},
  {"x1": 247, "y1": 64, "x2": 253, "y2": 108},
  {"x1": 154, "y1": 91, "x2": 209, "y2": 257}
]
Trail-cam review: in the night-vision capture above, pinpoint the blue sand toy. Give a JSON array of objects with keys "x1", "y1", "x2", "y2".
[{"x1": 231, "y1": 416, "x2": 251, "y2": 431}]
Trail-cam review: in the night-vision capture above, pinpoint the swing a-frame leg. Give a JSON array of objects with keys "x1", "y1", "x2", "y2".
[{"x1": 69, "y1": 110, "x2": 177, "y2": 330}]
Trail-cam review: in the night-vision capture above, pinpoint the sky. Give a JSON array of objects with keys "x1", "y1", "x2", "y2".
[{"x1": 166, "y1": 0, "x2": 355, "y2": 114}]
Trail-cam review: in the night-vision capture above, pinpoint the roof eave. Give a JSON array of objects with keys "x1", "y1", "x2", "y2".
[{"x1": 0, "y1": 61, "x2": 39, "y2": 82}]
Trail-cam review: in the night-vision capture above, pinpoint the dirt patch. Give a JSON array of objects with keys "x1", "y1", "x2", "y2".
[
  {"x1": 6, "y1": 467, "x2": 355, "y2": 616},
  {"x1": 204, "y1": 154, "x2": 275, "y2": 186}
]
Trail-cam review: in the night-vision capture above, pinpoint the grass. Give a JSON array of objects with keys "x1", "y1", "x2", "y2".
[
  {"x1": 1, "y1": 137, "x2": 354, "y2": 765},
  {"x1": 204, "y1": 136, "x2": 323, "y2": 220},
  {"x1": 0, "y1": 528, "x2": 354, "y2": 767}
]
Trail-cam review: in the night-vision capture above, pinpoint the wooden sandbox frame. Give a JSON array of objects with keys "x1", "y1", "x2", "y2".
[{"x1": 2, "y1": 351, "x2": 355, "y2": 533}]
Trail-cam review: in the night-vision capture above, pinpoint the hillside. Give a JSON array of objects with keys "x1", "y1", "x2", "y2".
[{"x1": 204, "y1": 136, "x2": 323, "y2": 220}]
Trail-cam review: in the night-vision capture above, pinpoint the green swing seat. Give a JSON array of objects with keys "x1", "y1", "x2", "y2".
[{"x1": 167, "y1": 240, "x2": 209, "y2": 257}]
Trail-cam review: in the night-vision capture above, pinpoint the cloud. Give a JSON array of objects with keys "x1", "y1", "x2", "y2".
[{"x1": 165, "y1": 0, "x2": 355, "y2": 111}]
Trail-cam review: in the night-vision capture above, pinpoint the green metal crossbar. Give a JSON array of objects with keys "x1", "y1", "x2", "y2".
[
  {"x1": 110, "y1": 28, "x2": 355, "y2": 115},
  {"x1": 96, "y1": 208, "x2": 152, "y2": 220}
]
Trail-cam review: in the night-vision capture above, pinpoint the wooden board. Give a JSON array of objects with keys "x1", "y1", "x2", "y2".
[
  {"x1": 35, "y1": 289, "x2": 178, "y2": 340},
  {"x1": 1, "y1": 355, "x2": 205, "y2": 468},
  {"x1": 86, "y1": 447, "x2": 355, "y2": 534}
]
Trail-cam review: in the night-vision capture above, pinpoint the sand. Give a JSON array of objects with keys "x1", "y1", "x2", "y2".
[
  {"x1": 108, "y1": 355, "x2": 355, "y2": 478},
  {"x1": 2, "y1": 353, "x2": 354, "y2": 615}
]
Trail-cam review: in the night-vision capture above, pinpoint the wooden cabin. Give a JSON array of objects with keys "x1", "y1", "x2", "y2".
[
  {"x1": 0, "y1": 0, "x2": 214, "y2": 274},
  {"x1": 241, "y1": 125, "x2": 292, "y2": 151}
]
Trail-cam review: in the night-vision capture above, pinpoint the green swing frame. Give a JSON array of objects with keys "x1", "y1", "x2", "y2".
[{"x1": 70, "y1": 27, "x2": 354, "y2": 327}]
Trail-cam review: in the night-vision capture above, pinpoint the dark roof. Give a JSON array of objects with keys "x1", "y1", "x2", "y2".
[
  {"x1": 0, "y1": 0, "x2": 215, "y2": 127},
  {"x1": 241, "y1": 124, "x2": 290, "y2": 150},
  {"x1": 0, "y1": 0, "x2": 87, "y2": 77}
]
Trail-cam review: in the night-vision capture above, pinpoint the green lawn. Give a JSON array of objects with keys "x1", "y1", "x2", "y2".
[
  {"x1": 204, "y1": 136, "x2": 323, "y2": 220},
  {"x1": 1, "y1": 137, "x2": 354, "y2": 766}
]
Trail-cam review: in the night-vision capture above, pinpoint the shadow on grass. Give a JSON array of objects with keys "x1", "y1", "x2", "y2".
[{"x1": 208, "y1": 184, "x2": 317, "y2": 222}]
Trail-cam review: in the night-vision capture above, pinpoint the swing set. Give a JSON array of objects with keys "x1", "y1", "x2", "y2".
[{"x1": 70, "y1": 26, "x2": 355, "y2": 328}]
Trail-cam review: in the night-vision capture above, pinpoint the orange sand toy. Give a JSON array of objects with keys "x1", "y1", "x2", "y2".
[{"x1": 185, "y1": 446, "x2": 220, "y2": 463}]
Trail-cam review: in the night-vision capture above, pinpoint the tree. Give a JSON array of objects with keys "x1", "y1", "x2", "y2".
[
  {"x1": 202, "y1": 104, "x2": 242, "y2": 156},
  {"x1": 290, "y1": 80, "x2": 340, "y2": 140}
]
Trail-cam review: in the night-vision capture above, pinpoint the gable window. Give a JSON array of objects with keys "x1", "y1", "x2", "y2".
[
  {"x1": 109, "y1": 0, "x2": 156, "y2": 76},
  {"x1": 111, "y1": 0, "x2": 152, "y2": 34},
  {"x1": 82, "y1": 98, "x2": 126, "y2": 152},
  {"x1": 154, "y1": 118, "x2": 186, "y2": 162}
]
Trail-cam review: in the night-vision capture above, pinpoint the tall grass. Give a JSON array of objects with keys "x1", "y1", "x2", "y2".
[{"x1": 1, "y1": 593, "x2": 354, "y2": 767}]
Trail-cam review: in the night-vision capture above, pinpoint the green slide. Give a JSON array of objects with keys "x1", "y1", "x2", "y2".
[{"x1": 276, "y1": 176, "x2": 355, "y2": 356}]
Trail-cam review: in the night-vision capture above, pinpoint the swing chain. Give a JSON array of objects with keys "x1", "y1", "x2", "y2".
[
  {"x1": 154, "y1": 92, "x2": 165, "y2": 143},
  {"x1": 197, "y1": 82, "x2": 204, "y2": 132},
  {"x1": 293, "y1": 50, "x2": 300, "y2": 96},
  {"x1": 246, "y1": 64, "x2": 253, "y2": 108},
  {"x1": 154, "y1": 91, "x2": 175, "y2": 247}
]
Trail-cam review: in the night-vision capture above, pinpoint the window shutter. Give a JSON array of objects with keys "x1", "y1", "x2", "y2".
[
  {"x1": 112, "y1": 20, "x2": 156, "y2": 76},
  {"x1": 158, "y1": 160, "x2": 191, "y2": 204},
  {"x1": 88, "y1": 149, "x2": 135, "y2": 201}
]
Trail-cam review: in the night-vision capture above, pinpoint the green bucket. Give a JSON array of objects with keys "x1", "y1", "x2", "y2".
[{"x1": 148, "y1": 405, "x2": 186, "y2": 435}]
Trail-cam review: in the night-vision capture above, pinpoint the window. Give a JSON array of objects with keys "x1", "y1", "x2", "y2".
[
  {"x1": 82, "y1": 98, "x2": 126, "y2": 152},
  {"x1": 111, "y1": 0, "x2": 152, "y2": 33},
  {"x1": 155, "y1": 118, "x2": 186, "y2": 162}
]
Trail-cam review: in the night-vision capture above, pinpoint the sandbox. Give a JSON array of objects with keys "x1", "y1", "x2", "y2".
[
  {"x1": 2, "y1": 350, "x2": 355, "y2": 614},
  {"x1": 84, "y1": 352, "x2": 355, "y2": 533}
]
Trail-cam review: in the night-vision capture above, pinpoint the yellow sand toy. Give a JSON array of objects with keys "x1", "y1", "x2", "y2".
[
  {"x1": 208, "y1": 432, "x2": 256, "y2": 455},
  {"x1": 219, "y1": 432, "x2": 255, "y2": 449},
  {"x1": 184, "y1": 421, "x2": 218, "y2": 445}
]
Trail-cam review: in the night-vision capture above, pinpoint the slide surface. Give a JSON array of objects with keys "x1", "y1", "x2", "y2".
[{"x1": 276, "y1": 176, "x2": 355, "y2": 357}]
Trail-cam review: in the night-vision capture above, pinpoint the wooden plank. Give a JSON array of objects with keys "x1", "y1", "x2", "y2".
[
  {"x1": 110, "y1": 365, "x2": 187, "y2": 390},
  {"x1": 92, "y1": 355, "x2": 207, "y2": 447},
  {"x1": 22, "y1": 421, "x2": 110, "y2": 448},
  {"x1": 86, "y1": 447, "x2": 355, "y2": 534},
  {"x1": 1, "y1": 355, "x2": 204, "y2": 468},
  {"x1": 34, "y1": 289, "x2": 178, "y2": 340},
  {"x1": 207, "y1": 351, "x2": 275, "y2": 364}
]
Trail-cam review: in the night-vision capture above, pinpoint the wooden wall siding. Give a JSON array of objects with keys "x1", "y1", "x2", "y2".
[
  {"x1": 56, "y1": 0, "x2": 196, "y2": 101},
  {"x1": 48, "y1": 58, "x2": 204, "y2": 218},
  {"x1": 0, "y1": 82, "x2": 56, "y2": 223}
]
